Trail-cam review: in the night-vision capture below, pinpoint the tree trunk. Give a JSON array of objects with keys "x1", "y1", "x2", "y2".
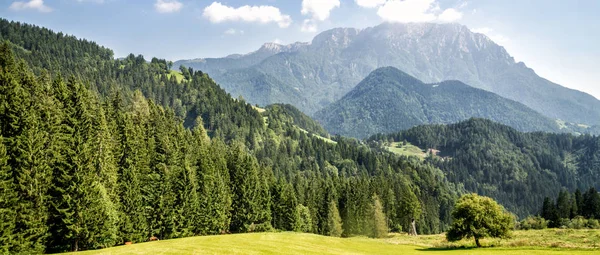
[
  {"x1": 410, "y1": 219, "x2": 417, "y2": 236},
  {"x1": 475, "y1": 237, "x2": 481, "y2": 247}
]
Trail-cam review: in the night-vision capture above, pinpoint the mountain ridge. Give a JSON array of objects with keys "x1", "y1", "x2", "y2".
[
  {"x1": 174, "y1": 22, "x2": 600, "y2": 126},
  {"x1": 315, "y1": 66, "x2": 562, "y2": 138}
]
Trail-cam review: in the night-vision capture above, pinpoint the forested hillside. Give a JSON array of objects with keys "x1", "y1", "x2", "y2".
[
  {"x1": 316, "y1": 67, "x2": 562, "y2": 138},
  {"x1": 264, "y1": 103, "x2": 329, "y2": 137},
  {"x1": 0, "y1": 19, "x2": 457, "y2": 254},
  {"x1": 369, "y1": 118, "x2": 600, "y2": 217}
]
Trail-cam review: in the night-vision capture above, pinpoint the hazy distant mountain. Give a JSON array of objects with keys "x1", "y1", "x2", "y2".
[
  {"x1": 314, "y1": 67, "x2": 561, "y2": 138},
  {"x1": 174, "y1": 42, "x2": 309, "y2": 76},
  {"x1": 175, "y1": 22, "x2": 600, "y2": 126}
]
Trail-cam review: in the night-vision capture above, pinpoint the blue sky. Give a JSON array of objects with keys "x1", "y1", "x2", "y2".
[{"x1": 1, "y1": 0, "x2": 599, "y2": 99}]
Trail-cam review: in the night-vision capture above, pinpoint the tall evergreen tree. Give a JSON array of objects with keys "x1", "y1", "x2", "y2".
[
  {"x1": 326, "y1": 200, "x2": 343, "y2": 237},
  {"x1": 271, "y1": 181, "x2": 299, "y2": 231},
  {"x1": 227, "y1": 142, "x2": 271, "y2": 232},
  {"x1": 48, "y1": 79, "x2": 119, "y2": 251},
  {"x1": 582, "y1": 188, "x2": 600, "y2": 219},
  {"x1": 110, "y1": 93, "x2": 148, "y2": 243},
  {"x1": 369, "y1": 195, "x2": 388, "y2": 238},
  {"x1": 0, "y1": 43, "x2": 53, "y2": 253},
  {"x1": 574, "y1": 189, "x2": 584, "y2": 217},
  {"x1": 555, "y1": 190, "x2": 571, "y2": 220},
  {"x1": 0, "y1": 136, "x2": 18, "y2": 253}
]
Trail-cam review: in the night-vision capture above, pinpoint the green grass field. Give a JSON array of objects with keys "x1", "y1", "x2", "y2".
[
  {"x1": 166, "y1": 70, "x2": 185, "y2": 83},
  {"x1": 297, "y1": 127, "x2": 337, "y2": 144},
  {"x1": 385, "y1": 142, "x2": 426, "y2": 159},
  {"x1": 69, "y1": 229, "x2": 600, "y2": 255}
]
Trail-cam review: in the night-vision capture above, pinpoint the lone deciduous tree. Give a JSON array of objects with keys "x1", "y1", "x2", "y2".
[{"x1": 446, "y1": 194, "x2": 514, "y2": 247}]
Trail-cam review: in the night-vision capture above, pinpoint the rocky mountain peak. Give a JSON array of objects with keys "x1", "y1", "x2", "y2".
[{"x1": 311, "y1": 27, "x2": 361, "y2": 49}]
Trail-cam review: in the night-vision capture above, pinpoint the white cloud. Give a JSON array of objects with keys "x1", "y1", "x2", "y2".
[
  {"x1": 273, "y1": 38, "x2": 283, "y2": 44},
  {"x1": 301, "y1": 19, "x2": 318, "y2": 32},
  {"x1": 300, "y1": 0, "x2": 340, "y2": 33},
  {"x1": 438, "y1": 8, "x2": 462, "y2": 22},
  {"x1": 76, "y1": 0, "x2": 105, "y2": 3},
  {"x1": 357, "y1": 0, "x2": 464, "y2": 23},
  {"x1": 9, "y1": 0, "x2": 52, "y2": 13},
  {"x1": 377, "y1": 0, "x2": 437, "y2": 23},
  {"x1": 203, "y1": 2, "x2": 292, "y2": 28},
  {"x1": 224, "y1": 28, "x2": 244, "y2": 35},
  {"x1": 301, "y1": 0, "x2": 340, "y2": 21},
  {"x1": 155, "y1": 0, "x2": 182, "y2": 13},
  {"x1": 355, "y1": 0, "x2": 386, "y2": 8}
]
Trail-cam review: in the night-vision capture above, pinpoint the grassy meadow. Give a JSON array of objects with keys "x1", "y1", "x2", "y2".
[
  {"x1": 385, "y1": 142, "x2": 426, "y2": 159},
  {"x1": 166, "y1": 70, "x2": 185, "y2": 83},
  {"x1": 69, "y1": 229, "x2": 600, "y2": 255}
]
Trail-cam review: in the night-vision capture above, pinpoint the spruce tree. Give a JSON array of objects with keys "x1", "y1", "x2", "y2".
[
  {"x1": 109, "y1": 93, "x2": 149, "y2": 243},
  {"x1": 582, "y1": 188, "x2": 600, "y2": 219},
  {"x1": 0, "y1": 46, "x2": 52, "y2": 253},
  {"x1": 556, "y1": 190, "x2": 571, "y2": 220},
  {"x1": 326, "y1": 200, "x2": 343, "y2": 237},
  {"x1": 271, "y1": 181, "x2": 299, "y2": 231},
  {"x1": 369, "y1": 195, "x2": 388, "y2": 238},
  {"x1": 0, "y1": 136, "x2": 18, "y2": 253},
  {"x1": 202, "y1": 137, "x2": 232, "y2": 234},
  {"x1": 170, "y1": 123, "x2": 199, "y2": 238},
  {"x1": 574, "y1": 189, "x2": 583, "y2": 217},
  {"x1": 227, "y1": 142, "x2": 271, "y2": 232},
  {"x1": 48, "y1": 79, "x2": 120, "y2": 251}
]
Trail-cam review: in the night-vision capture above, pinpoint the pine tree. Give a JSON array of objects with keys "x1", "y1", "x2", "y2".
[
  {"x1": 396, "y1": 178, "x2": 421, "y2": 233},
  {"x1": 108, "y1": 93, "x2": 149, "y2": 243},
  {"x1": 296, "y1": 204, "x2": 313, "y2": 233},
  {"x1": 0, "y1": 45, "x2": 52, "y2": 253},
  {"x1": 145, "y1": 102, "x2": 177, "y2": 239},
  {"x1": 326, "y1": 200, "x2": 343, "y2": 237},
  {"x1": 271, "y1": 181, "x2": 299, "y2": 231},
  {"x1": 89, "y1": 105, "x2": 120, "y2": 248},
  {"x1": 227, "y1": 142, "x2": 271, "y2": 232},
  {"x1": 49, "y1": 79, "x2": 120, "y2": 251},
  {"x1": 574, "y1": 189, "x2": 583, "y2": 217},
  {"x1": 0, "y1": 136, "x2": 18, "y2": 253},
  {"x1": 202, "y1": 137, "x2": 232, "y2": 234},
  {"x1": 170, "y1": 123, "x2": 199, "y2": 238},
  {"x1": 556, "y1": 190, "x2": 571, "y2": 220},
  {"x1": 582, "y1": 188, "x2": 600, "y2": 219},
  {"x1": 369, "y1": 195, "x2": 388, "y2": 238}
]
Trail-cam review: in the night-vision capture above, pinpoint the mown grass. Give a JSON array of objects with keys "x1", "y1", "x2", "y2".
[
  {"x1": 297, "y1": 127, "x2": 337, "y2": 144},
  {"x1": 387, "y1": 229, "x2": 600, "y2": 249},
  {"x1": 166, "y1": 70, "x2": 185, "y2": 83},
  {"x1": 385, "y1": 142, "x2": 425, "y2": 159},
  {"x1": 69, "y1": 230, "x2": 599, "y2": 255}
]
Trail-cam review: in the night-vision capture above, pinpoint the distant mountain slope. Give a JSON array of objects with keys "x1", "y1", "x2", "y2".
[
  {"x1": 175, "y1": 23, "x2": 600, "y2": 126},
  {"x1": 369, "y1": 118, "x2": 600, "y2": 217},
  {"x1": 174, "y1": 42, "x2": 309, "y2": 76},
  {"x1": 314, "y1": 67, "x2": 561, "y2": 138}
]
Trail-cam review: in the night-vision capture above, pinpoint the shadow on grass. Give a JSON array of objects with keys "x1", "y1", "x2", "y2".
[{"x1": 416, "y1": 246, "x2": 488, "y2": 252}]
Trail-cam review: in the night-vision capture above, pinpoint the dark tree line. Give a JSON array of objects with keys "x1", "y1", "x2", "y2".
[{"x1": 540, "y1": 188, "x2": 600, "y2": 227}]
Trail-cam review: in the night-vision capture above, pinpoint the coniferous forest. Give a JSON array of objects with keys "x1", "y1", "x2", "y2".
[
  {"x1": 369, "y1": 118, "x2": 600, "y2": 217},
  {"x1": 0, "y1": 19, "x2": 456, "y2": 253}
]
